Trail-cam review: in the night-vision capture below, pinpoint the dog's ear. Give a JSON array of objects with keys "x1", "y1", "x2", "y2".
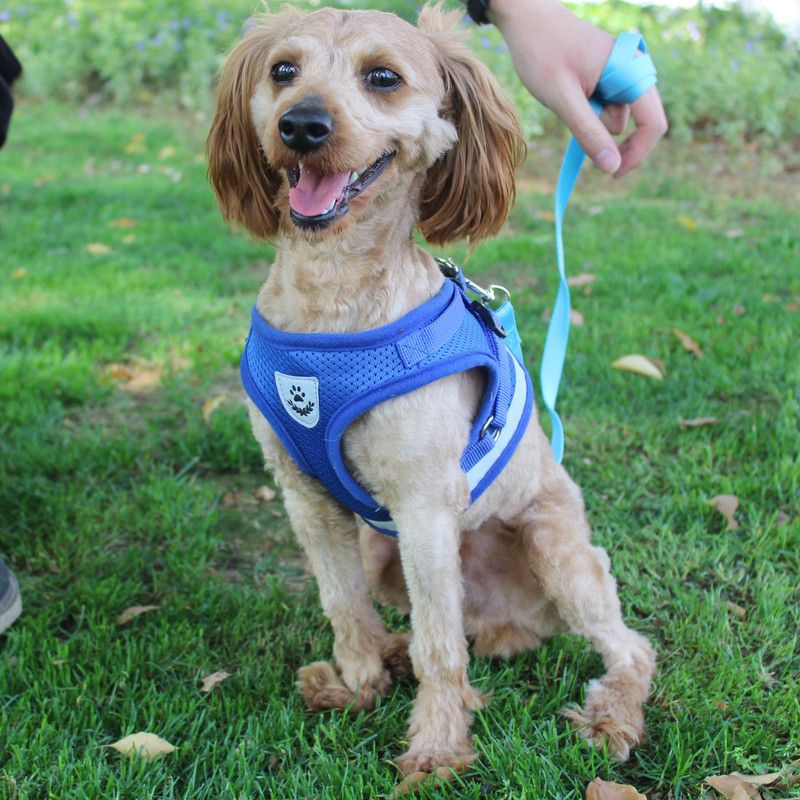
[
  {"x1": 207, "y1": 12, "x2": 299, "y2": 240},
  {"x1": 417, "y1": 5, "x2": 525, "y2": 246}
]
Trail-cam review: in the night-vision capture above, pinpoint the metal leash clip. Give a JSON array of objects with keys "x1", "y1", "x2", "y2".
[{"x1": 436, "y1": 257, "x2": 524, "y2": 365}]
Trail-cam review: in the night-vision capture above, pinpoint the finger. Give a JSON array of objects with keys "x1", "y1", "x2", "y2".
[
  {"x1": 600, "y1": 104, "x2": 630, "y2": 136},
  {"x1": 614, "y1": 87, "x2": 668, "y2": 178},
  {"x1": 558, "y1": 82, "x2": 621, "y2": 174}
]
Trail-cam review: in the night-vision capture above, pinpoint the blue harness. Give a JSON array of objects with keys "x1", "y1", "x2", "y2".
[{"x1": 241, "y1": 273, "x2": 533, "y2": 536}]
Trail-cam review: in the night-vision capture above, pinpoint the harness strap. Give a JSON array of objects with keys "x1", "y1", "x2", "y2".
[
  {"x1": 396, "y1": 286, "x2": 465, "y2": 367},
  {"x1": 540, "y1": 33, "x2": 657, "y2": 463}
]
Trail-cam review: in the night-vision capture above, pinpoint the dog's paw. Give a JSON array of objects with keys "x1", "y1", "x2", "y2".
[
  {"x1": 395, "y1": 743, "x2": 476, "y2": 778},
  {"x1": 562, "y1": 680, "x2": 646, "y2": 762},
  {"x1": 392, "y1": 766, "x2": 465, "y2": 796},
  {"x1": 297, "y1": 660, "x2": 389, "y2": 712},
  {"x1": 381, "y1": 633, "x2": 413, "y2": 680}
]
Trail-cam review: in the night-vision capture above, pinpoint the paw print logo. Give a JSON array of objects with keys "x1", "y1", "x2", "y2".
[
  {"x1": 287, "y1": 384, "x2": 315, "y2": 417},
  {"x1": 291, "y1": 385, "x2": 305, "y2": 404},
  {"x1": 275, "y1": 373, "x2": 320, "y2": 428}
]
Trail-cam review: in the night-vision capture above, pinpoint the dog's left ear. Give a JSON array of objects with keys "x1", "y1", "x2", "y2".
[{"x1": 417, "y1": 6, "x2": 525, "y2": 246}]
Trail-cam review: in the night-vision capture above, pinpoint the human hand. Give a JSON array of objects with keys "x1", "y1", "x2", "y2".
[{"x1": 487, "y1": 0, "x2": 668, "y2": 178}]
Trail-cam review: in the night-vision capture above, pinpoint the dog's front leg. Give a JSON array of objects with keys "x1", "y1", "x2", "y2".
[
  {"x1": 391, "y1": 502, "x2": 486, "y2": 779},
  {"x1": 277, "y1": 464, "x2": 394, "y2": 712}
]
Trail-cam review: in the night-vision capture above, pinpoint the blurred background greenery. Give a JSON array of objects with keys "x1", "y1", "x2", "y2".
[{"x1": 1, "y1": 0, "x2": 799, "y2": 152}]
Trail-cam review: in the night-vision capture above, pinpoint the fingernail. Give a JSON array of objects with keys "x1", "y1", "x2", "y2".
[{"x1": 594, "y1": 147, "x2": 621, "y2": 173}]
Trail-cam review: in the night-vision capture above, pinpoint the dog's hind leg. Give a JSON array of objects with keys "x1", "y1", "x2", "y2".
[{"x1": 521, "y1": 467, "x2": 656, "y2": 761}]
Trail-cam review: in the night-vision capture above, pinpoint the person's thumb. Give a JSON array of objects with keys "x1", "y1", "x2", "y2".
[{"x1": 561, "y1": 90, "x2": 621, "y2": 173}]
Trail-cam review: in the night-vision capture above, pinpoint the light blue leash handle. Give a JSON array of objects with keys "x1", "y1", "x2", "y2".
[{"x1": 540, "y1": 33, "x2": 657, "y2": 463}]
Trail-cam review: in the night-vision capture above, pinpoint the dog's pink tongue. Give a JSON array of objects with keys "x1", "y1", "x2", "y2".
[{"x1": 289, "y1": 168, "x2": 350, "y2": 216}]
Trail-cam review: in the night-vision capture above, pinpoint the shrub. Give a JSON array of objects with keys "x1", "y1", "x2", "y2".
[{"x1": 1, "y1": 0, "x2": 798, "y2": 146}]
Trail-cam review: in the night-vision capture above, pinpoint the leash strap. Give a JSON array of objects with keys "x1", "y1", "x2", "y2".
[{"x1": 540, "y1": 33, "x2": 657, "y2": 463}]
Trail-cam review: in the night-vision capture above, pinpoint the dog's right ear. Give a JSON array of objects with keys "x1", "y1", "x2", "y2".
[{"x1": 207, "y1": 12, "x2": 298, "y2": 240}]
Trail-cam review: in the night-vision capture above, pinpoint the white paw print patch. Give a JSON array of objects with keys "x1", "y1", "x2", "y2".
[{"x1": 275, "y1": 372, "x2": 320, "y2": 428}]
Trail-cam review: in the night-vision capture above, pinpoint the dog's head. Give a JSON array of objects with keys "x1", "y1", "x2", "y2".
[{"x1": 207, "y1": 4, "x2": 524, "y2": 245}]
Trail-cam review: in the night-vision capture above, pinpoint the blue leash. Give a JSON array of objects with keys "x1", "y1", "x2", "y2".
[{"x1": 540, "y1": 33, "x2": 658, "y2": 463}]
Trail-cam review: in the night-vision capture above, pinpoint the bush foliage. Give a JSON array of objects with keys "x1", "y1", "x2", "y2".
[{"x1": 1, "y1": 0, "x2": 798, "y2": 146}]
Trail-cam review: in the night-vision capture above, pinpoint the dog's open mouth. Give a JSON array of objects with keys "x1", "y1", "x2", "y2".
[{"x1": 287, "y1": 151, "x2": 396, "y2": 231}]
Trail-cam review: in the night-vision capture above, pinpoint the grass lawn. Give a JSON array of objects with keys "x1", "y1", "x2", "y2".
[{"x1": 1, "y1": 100, "x2": 798, "y2": 800}]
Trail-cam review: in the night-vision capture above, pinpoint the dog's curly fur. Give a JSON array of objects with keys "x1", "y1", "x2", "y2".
[{"x1": 208, "y1": 4, "x2": 655, "y2": 785}]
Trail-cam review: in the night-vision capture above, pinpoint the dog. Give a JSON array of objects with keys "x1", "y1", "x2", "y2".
[{"x1": 207, "y1": 4, "x2": 655, "y2": 785}]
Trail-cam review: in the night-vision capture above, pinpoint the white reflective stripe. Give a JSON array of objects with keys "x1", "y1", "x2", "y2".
[
  {"x1": 360, "y1": 516, "x2": 399, "y2": 534},
  {"x1": 466, "y1": 352, "x2": 528, "y2": 492}
]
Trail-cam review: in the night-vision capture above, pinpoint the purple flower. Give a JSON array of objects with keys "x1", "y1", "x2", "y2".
[
  {"x1": 744, "y1": 40, "x2": 755, "y2": 53},
  {"x1": 152, "y1": 33, "x2": 164, "y2": 46},
  {"x1": 0, "y1": 10, "x2": 10, "y2": 22},
  {"x1": 136, "y1": 41, "x2": 146, "y2": 51},
  {"x1": 687, "y1": 21, "x2": 701, "y2": 42},
  {"x1": 480, "y1": 37, "x2": 491, "y2": 48}
]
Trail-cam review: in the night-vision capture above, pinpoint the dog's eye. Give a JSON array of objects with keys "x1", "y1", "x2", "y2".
[
  {"x1": 365, "y1": 67, "x2": 402, "y2": 91},
  {"x1": 271, "y1": 62, "x2": 298, "y2": 85}
]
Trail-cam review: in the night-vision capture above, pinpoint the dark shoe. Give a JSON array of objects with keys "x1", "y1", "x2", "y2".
[{"x1": 0, "y1": 557, "x2": 22, "y2": 634}]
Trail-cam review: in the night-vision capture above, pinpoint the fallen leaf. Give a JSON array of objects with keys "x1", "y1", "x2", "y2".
[
  {"x1": 121, "y1": 234, "x2": 136, "y2": 244},
  {"x1": 671, "y1": 328, "x2": 704, "y2": 357},
  {"x1": 535, "y1": 210, "x2": 556, "y2": 222},
  {"x1": 568, "y1": 272, "x2": 596, "y2": 287},
  {"x1": 762, "y1": 294, "x2": 778, "y2": 304},
  {"x1": 726, "y1": 601, "x2": 747, "y2": 619},
  {"x1": 121, "y1": 368, "x2": 161, "y2": 393},
  {"x1": 117, "y1": 605, "x2": 160, "y2": 625},
  {"x1": 586, "y1": 778, "x2": 647, "y2": 800},
  {"x1": 677, "y1": 214, "x2": 698, "y2": 232},
  {"x1": 785, "y1": 302, "x2": 799, "y2": 312},
  {"x1": 570, "y1": 309, "x2": 585, "y2": 326},
  {"x1": 611, "y1": 355, "x2": 664, "y2": 380},
  {"x1": 679, "y1": 417, "x2": 718, "y2": 428},
  {"x1": 202, "y1": 395, "x2": 226, "y2": 423},
  {"x1": 715, "y1": 700, "x2": 729, "y2": 712},
  {"x1": 109, "y1": 732, "x2": 175, "y2": 760},
  {"x1": 255, "y1": 485, "x2": 277, "y2": 503},
  {"x1": 159, "y1": 146, "x2": 176, "y2": 159},
  {"x1": 201, "y1": 670, "x2": 231, "y2": 693},
  {"x1": 86, "y1": 243, "x2": 112, "y2": 256},
  {"x1": 706, "y1": 772, "x2": 782, "y2": 800},
  {"x1": 107, "y1": 363, "x2": 134, "y2": 382},
  {"x1": 705, "y1": 774, "x2": 759, "y2": 800},
  {"x1": 12, "y1": 267, "x2": 27, "y2": 279},
  {"x1": 725, "y1": 228, "x2": 744, "y2": 239},
  {"x1": 109, "y1": 218, "x2": 139, "y2": 228},
  {"x1": 708, "y1": 495, "x2": 739, "y2": 531},
  {"x1": 732, "y1": 304, "x2": 746, "y2": 316},
  {"x1": 222, "y1": 491, "x2": 241, "y2": 508}
]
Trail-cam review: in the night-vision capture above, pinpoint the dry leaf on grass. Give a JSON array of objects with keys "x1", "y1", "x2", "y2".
[
  {"x1": 671, "y1": 328, "x2": 704, "y2": 357},
  {"x1": 708, "y1": 495, "x2": 740, "y2": 531},
  {"x1": 12, "y1": 267, "x2": 27, "y2": 279},
  {"x1": 109, "y1": 732, "x2": 175, "y2": 760},
  {"x1": 705, "y1": 772, "x2": 782, "y2": 800},
  {"x1": 255, "y1": 485, "x2": 277, "y2": 503},
  {"x1": 159, "y1": 146, "x2": 176, "y2": 159},
  {"x1": 571, "y1": 309, "x2": 585, "y2": 326},
  {"x1": 117, "y1": 605, "x2": 160, "y2": 625},
  {"x1": 86, "y1": 242, "x2": 112, "y2": 256},
  {"x1": 611, "y1": 355, "x2": 664, "y2": 380},
  {"x1": 568, "y1": 272, "x2": 596, "y2": 287},
  {"x1": 677, "y1": 214, "x2": 699, "y2": 232},
  {"x1": 106, "y1": 360, "x2": 162, "y2": 393},
  {"x1": 108, "y1": 218, "x2": 139, "y2": 228},
  {"x1": 201, "y1": 670, "x2": 231, "y2": 693},
  {"x1": 679, "y1": 417, "x2": 718, "y2": 429},
  {"x1": 202, "y1": 395, "x2": 226, "y2": 423},
  {"x1": 586, "y1": 778, "x2": 647, "y2": 800},
  {"x1": 726, "y1": 601, "x2": 747, "y2": 619}
]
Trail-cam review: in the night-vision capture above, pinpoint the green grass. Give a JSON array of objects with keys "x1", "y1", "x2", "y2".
[{"x1": 1, "y1": 101, "x2": 798, "y2": 799}]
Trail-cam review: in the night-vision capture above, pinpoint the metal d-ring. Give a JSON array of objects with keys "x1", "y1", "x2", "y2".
[{"x1": 480, "y1": 415, "x2": 501, "y2": 442}]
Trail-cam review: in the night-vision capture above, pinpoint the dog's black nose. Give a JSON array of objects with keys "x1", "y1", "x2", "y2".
[{"x1": 278, "y1": 100, "x2": 332, "y2": 153}]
